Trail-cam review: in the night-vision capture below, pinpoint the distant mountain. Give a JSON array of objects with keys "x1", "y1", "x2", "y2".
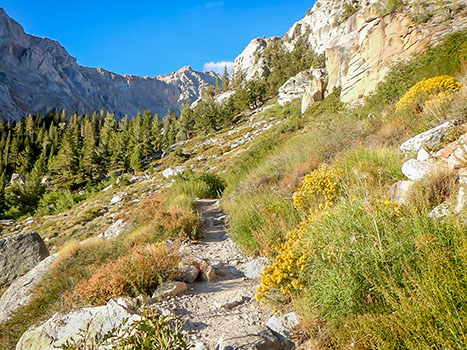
[{"x1": 0, "y1": 8, "x2": 220, "y2": 121}]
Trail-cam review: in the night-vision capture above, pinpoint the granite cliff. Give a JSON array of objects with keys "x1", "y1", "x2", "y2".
[
  {"x1": 231, "y1": 0, "x2": 467, "y2": 107},
  {"x1": 0, "y1": 8, "x2": 219, "y2": 121}
]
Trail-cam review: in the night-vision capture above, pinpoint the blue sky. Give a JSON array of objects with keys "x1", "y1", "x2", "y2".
[{"x1": 2, "y1": 0, "x2": 315, "y2": 76}]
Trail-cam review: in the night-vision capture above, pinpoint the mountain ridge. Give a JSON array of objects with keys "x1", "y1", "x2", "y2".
[{"x1": 0, "y1": 8, "x2": 220, "y2": 121}]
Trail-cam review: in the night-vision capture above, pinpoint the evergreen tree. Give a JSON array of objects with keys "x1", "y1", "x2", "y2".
[
  {"x1": 222, "y1": 65, "x2": 229, "y2": 91},
  {"x1": 130, "y1": 144, "x2": 142, "y2": 172}
]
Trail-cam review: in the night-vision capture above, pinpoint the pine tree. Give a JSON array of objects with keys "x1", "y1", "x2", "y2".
[
  {"x1": 50, "y1": 128, "x2": 80, "y2": 189},
  {"x1": 222, "y1": 65, "x2": 229, "y2": 91},
  {"x1": 82, "y1": 117, "x2": 97, "y2": 178},
  {"x1": 130, "y1": 144, "x2": 142, "y2": 172}
]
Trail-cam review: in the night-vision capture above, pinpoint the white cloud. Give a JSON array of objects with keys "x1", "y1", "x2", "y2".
[
  {"x1": 203, "y1": 61, "x2": 234, "y2": 75},
  {"x1": 205, "y1": 1, "x2": 224, "y2": 8}
]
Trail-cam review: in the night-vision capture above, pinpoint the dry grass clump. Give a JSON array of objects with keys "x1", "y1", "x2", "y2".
[
  {"x1": 123, "y1": 193, "x2": 201, "y2": 240},
  {"x1": 67, "y1": 243, "x2": 180, "y2": 306}
]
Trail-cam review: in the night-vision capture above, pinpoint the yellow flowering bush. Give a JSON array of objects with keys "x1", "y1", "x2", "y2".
[
  {"x1": 395, "y1": 75, "x2": 462, "y2": 113},
  {"x1": 256, "y1": 166, "x2": 341, "y2": 303},
  {"x1": 293, "y1": 165, "x2": 341, "y2": 214}
]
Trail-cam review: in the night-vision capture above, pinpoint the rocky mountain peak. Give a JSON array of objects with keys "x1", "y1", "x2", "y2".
[{"x1": 0, "y1": 8, "x2": 220, "y2": 121}]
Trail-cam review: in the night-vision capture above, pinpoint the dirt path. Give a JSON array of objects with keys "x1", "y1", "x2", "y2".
[{"x1": 160, "y1": 199, "x2": 277, "y2": 349}]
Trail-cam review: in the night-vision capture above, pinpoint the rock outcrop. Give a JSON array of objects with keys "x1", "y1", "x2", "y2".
[
  {"x1": 231, "y1": 0, "x2": 467, "y2": 108},
  {"x1": 0, "y1": 232, "x2": 49, "y2": 287},
  {"x1": 0, "y1": 8, "x2": 220, "y2": 121},
  {"x1": 0, "y1": 253, "x2": 58, "y2": 323},
  {"x1": 397, "y1": 121, "x2": 467, "y2": 216},
  {"x1": 16, "y1": 298, "x2": 141, "y2": 350}
]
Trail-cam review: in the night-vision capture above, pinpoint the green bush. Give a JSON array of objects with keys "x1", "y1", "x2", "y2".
[
  {"x1": 35, "y1": 190, "x2": 85, "y2": 216},
  {"x1": 171, "y1": 172, "x2": 226, "y2": 199}
]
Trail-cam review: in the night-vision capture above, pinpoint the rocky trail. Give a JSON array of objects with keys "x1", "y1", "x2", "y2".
[{"x1": 160, "y1": 199, "x2": 283, "y2": 350}]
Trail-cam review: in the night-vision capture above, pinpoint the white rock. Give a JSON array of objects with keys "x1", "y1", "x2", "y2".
[
  {"x1": 428, "y1": 203, "x2": 450, "y2": 219},
  {"x1": 110, "y1": 194, "x2": 124, "y2": 204},
  {"x1": 97, "y1": 219, "x2": 128, "y2": 240},
  {"x1": 102, "y1": 184, "x2": 113, "y2": 192},
  {"x1": 455, "y1": 186, "x2": 467, "y2": 214},
  {"x1": 400, "y1": 122, "x2": 453, "y2": 152},
  {"x1": 401, "y1": 159, "x2": 437, "y2": 181},
  {"x1": 241, "y1": 258, "x2": 270, "y2": 279},
  {"x1": 153, "y1": 281, "x2": 188, "y2": 299},
  {"x1": 266, "y1": 312, "x2": 301, "y2": 349},
  {"x1": 10, "y1": 173, "x2": 25, "y2": 186},
  {"x1": 0, "y1": 253, "x2": 58, "y2": 323},
  {"x1": 16, "y1": 298, "x2": 141, "y2": 350},
  {"x1": 162, "y1": 166, "x2": 186, "y2": 178},
  {"x1": 391, "y1": 180, "x2": 415, "y2": 205},
  {"x1": 417, "y1": 148, "x2": 430, "y2": 161}
]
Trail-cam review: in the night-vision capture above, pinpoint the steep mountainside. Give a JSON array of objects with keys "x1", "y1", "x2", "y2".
[
  {"x1": 232, "y1": 0, "x2": 467, "y2": 104},
  {"x1": 0, "y1": 8, "x2": 219, "y2": 121}
]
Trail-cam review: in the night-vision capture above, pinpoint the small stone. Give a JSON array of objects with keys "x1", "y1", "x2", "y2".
[
  {"x1": 98, "y1": 219, "x2": 128, "y2": 240},
  {"x1": 401, "y1": 159, "x2": 437, "y2": 181},
  {"x1": 162, "y1": 166, "x2": 186, "y2": 178},
  {"x1": 194, "y1": 259, "x2": 216, "y2": 281},
  {"x1": 428, "y1": 203, "x2": 450, "y2": 219},
  {"x1": 390, "y1": 180, "x2": 415, "y2": 205},
  {"x1": 266, "y1": 312, "x2": 301, "y2": 350},
  {"x1": 179, "y1": 262, "x2": 200, "y2": 283},
  {"x1": 110, "y1": 194, "x2": 123, "y2": 204},
  {"x1": 10, "y1": 173, "x2": 25, "y2": 186},
  {"x1": 214, "y1": 294, "x2": 249, "y2": 310},
  {"x1": 153, "y1": 281, "x2": 187, "y2": 299},
  {"x1": 216, "y1": 329, "x2": 280, "y2": 350},
  {"x1": 455, "y1": 186, "x2": 467, "y2": 214},
  {"x1": 241, "y1": 258, "x2": 270, "y2": 279}
]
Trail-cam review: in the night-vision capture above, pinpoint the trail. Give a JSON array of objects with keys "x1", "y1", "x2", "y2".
[{"x1": 160, "y1": 199, "x2": 277, "y2": 349}]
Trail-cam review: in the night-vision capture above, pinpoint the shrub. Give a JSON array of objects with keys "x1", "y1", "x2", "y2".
[
  {"x1": 293, "y1": 165, "x2": 341, "y2": 214},
  {"x1": 395, "y1": 75, "x2": 462, "y2": 113},
  {"x1": 35, "y1": 190, "x2": 84, "y2": 216},
  {"x1": 68, "y1": 243, "x2": 180, "y2": 306}
]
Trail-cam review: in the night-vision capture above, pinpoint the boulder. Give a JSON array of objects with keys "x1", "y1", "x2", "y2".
[
  {"x1": 216, "y1": 329, "x2": 280, "y2": 350},
  {"x1": 0, "y1": 253, "x2": 58, "y2": 323},
  {"x1": 0, "y1": 232, "x2": 49, "y2": 288},
  {"x1": 16, "y1": 298, "x2": 141, "y2": 350},
  {"x1": 9, "y1": 173, "x2": 25, "y2": 186},
  {"x1": 179, "y1": 261, "x2": 200, "y2": 283},
  {"x1": 153, "y1": 281, "x2": 187, "y2": 299},
  {"x1": 162, "y1": 166, "x2": 186, "y2": 178},
  {"x1": 300, "y1": 69, "x2": 328, "y2": 114},
  {"x1": 401, "y1": 159, "x2": 437, "y2": 181},
  {"x1": 266, "y1": 312, "x2": 301, "y2": 350},
  {"x1": 278, "y1": 70, "x2": 312, "y2": 106},
  {"x1": 98, "y1": 219, "x2": 128, "y2": 240},
  {"x1": 400, "y1": 122, "x2": 453, "y2": 152},
  {"x1": 194, "y1": 259, "x2": 216, "y2": 281},
  {"x1": 241, "y1": 258, "x2": 270, "y2": 279},
  {"x1": 214, "y1": 294, "x2": 249, "y2": 310}
]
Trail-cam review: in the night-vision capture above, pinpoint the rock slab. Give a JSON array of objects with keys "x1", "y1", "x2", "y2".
[
  {"x1": 0, "y1": 253, "x2": 58, "y2": 323},
  {"x1": 0, "y1": 232, "x2": 49, "y2": 287},
  {"x1": 16, "y1": 298, "x2": 141, "y2": 350}
]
